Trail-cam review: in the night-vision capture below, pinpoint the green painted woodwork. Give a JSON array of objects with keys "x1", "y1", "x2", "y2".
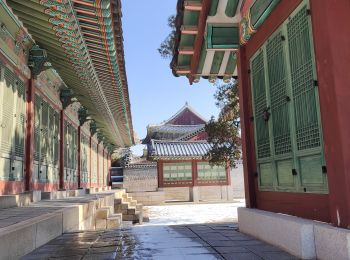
[
  {"x1": 225, "y1": 52, "x2": 237, "y2": 75},
  {"x1": 183, "y1": 11, "x2": 199, "y2": 26},
  {"x1": 91, "y1": 142, "x2": 97, "y2": 183},
  {"x1": 1, "y1": 67, "x2": 15, "y2": 155},
  {"x1": 197, "y1": 162, "x2": 226, "y2": 180},
  {"x1": 259, "y1": 163, "x2": 273, "y2": 188},
  {"x1": 179, "y1": 35, "x2": 196, "y2": 48},
  {"x1": 225, "y1": 0, "x2": 239, "y2": 17},
  {"x1": 210, "y1": 51, "x2": 225, "y2": 74},
  {"x1": 240, "y1": 0, "x2": 281, "y2": 45},
  {"x1": 251, "y1": 51, "x2": 271, "y2": 159},
  {"x1": 64, "y1": 120, "x2": 78, "y2": 183},
  {"x1": 0, "y1": 62, "x2": 26, "y2": 181},
  {"x1": 197, "y1": 43, "x2": 207, "y2": 74},
  {"x1": 178, "y1": 55, "x2": 192, "y2": 67},
  {"x1": 266, "y1": 30, "x2": 292, "y2": 156},
  {"x1": 276, "y1": 160, "x2": 294, "y2": 188},
  {"x1": 250, "y1": 0, "x2": 281, "y2": 30},
  {"x1": 6, "y1": 0, "x2": 134, "y2": 147},
  {"x1": 163, "y1": 162, "x2": 192, "y2": 181},
  {"x1": 81, "y1": 134, "x2": 90, "y2": 183},
  {"x1": 34, "y1": 95, "x2": 41, "y2": 163},
  {"x1": 207, "y1": 25, "x2": 239, "y2": 49},
  {"x1": 250, "y1": 0, "x2": 327, "y2": 193},
  {"x1": 209, "y1": 0, "x2": 219, "y2": 16},
  {"x1": 33, "y1": 94, "x2": 59, "y2": 182}
]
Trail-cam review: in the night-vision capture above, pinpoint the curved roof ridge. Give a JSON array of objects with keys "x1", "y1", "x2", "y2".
[{"x1": 163, "y1": 103, "x2": 208, "y2": 125}]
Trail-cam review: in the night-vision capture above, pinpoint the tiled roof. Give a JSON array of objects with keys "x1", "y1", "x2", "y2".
[
  {"x1": 142, "y1": 124, "x2": 205, "y2": 144},
  {"x1": 149, "y1": 139, "x2": 213, "y2": 159}
]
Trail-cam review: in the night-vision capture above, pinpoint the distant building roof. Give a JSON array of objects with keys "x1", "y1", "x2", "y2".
[
  {"x1": 143, "y1": 103, "x2": 208, "y2": 144},
  {"x1": 163, "y1": 102, "x2": 207, "y2": 125},
  {"x1": 148, "y1": 139, "x2": 213, "y2": 160},
  {"x1": 143, "y1": 124, "x2": 205, "y2": 144}
]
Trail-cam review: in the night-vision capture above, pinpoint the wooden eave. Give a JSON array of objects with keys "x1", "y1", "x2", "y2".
[{"x1": 6, "y1": 0, "x2": 133, "y2": 147}]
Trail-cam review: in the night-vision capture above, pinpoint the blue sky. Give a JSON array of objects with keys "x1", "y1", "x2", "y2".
[{"x1": 122, "y1": 1, "x2": 220, "y2": 154}]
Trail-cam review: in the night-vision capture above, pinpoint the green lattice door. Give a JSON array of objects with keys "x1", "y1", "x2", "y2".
[
  {"x1": 1, "y1": 66, "x2": 26, "y2": 181},
  {"x1": 250, "y1": 0, "x2": 327, "y2": 193}
]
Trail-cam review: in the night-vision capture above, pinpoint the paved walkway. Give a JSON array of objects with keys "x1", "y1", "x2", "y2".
[{"x1": 23, "y1": 202, "x2": 297, "y2": 260}]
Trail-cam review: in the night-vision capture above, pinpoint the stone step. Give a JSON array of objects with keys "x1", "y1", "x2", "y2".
[
  {"x1": 114, "y1": 198, "x2": 122, "y2": 205},
  {"x1": 107, "y1": 214, "x2": 122, "y2": 229},
  {"x1": 96, "y1": 207, "x2": 111, "y2": 220},
  {"x1": 95, "y1": 218, "x2": 107, "y2": 230}
]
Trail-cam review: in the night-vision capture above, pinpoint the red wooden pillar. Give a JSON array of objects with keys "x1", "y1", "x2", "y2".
[
  {"x1": 192, "y1": 160, "x2": 197, "y2": 186},
  {"x1": 237, "y1": 47, "x2": 257, "y2": 208},
  {"x1": 77, "y1": 126, "x2": 81, "y2": 188},
  {"x1": 96, "y1": 143, "x2": 99, "y2": 187},
  {"x1": 102, "y1": 149, "x2": 105, "y2": 187},
  {"x1": 59, "y1": 110, "x2": 65, "y2": 189},
  {"x1": 310, "y1": 0, "x2": 350, "y2": 228},
  {"x1": 157, "y1": 161, "x2": 163, "y2": 188},
  {"x1": 25, "y1": 78, "x2": 34, "y2": 191},
  {"x1": 89, "y1": 137, "x2": 92, "y2": 188}
]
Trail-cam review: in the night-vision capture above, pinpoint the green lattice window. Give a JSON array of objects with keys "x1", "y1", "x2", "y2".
[
  {"x1": 250, "y1": 0, "x2": 327, "y2": 194},
  {"x1": 197, "y1": 162, "x2": 226, "y2": 180},
  {"x1": 163, "y1": 163, "x2": 192, "y2": 181}
]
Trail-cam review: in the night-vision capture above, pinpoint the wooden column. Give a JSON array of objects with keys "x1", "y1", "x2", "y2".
[
  {"x1": 237, "y1": 47, "x2": 257, "y2": 208},
  {"x1": 59, "y1": 110, "x2": 64, "y2": 189},
  {"x1": 102, "y1": 149, "x2": 105, "y2": 187},
  {"x1": 157, "y1": 161, "x2": 163, "y2": 188},
  {"x1": 25, "y1": 78, "x2": 34, "y2": 191},
  {"x1": 89, "y1": 136, "x2": 92, "y2": 188},
  {"x1": 96, "y1": 143, "x2": 99, "y2": 187},
  {"x1": 192, "y1": 160, "x2": 197, "y2": 186},
  {"x1": 310, "y1": 0, "x2": 350, "y2": 228},
  {"x1": 77, "y1": 126, "x2": 81, "y2": 188}
]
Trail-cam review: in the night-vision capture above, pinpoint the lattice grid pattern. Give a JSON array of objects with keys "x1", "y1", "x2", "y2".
[
  {"x1": 252, "y1": 52, "x2": 271, "y2": 158},
  {"x1": 287, "y1": 5, "x2": 320, "y2": 151},
  {"x1": 267, "y1": 31, "x2": 292, "y2": 155}
]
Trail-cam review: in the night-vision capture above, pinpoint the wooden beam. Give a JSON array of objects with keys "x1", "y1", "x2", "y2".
[
  {"x1": 176, "y1": 66, "x2": 191, "y2": 74},
  {"x1": 184, "y1": 1, "x2": 203, "y2": 11},
  {"x1": 179, "y1": 46, "x2": 195, "y2": 55},
  {"x1": 181, "y1": 25, "x2": 198, "y2": 35},
  {"x1": 189, "y1": 0, "x2": 212, "y2": 84}
]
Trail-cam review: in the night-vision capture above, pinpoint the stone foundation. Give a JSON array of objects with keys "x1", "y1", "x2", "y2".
[{"x1": 238, "y1": 207, "x2": 350, "y2": 260}]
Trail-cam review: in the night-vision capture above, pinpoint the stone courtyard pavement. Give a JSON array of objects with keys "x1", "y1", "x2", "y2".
[{"x1": 23, "y1": 201, "x2": 297, "y2": 260}]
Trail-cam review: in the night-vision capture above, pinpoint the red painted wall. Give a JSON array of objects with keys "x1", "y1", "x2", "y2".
[{"x1": 309, "y1": 0, "x2": 350, "y2": 228}]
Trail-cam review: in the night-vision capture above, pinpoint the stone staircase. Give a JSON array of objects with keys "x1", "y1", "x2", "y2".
[
  {"x1": 95, "y1": 206, "x2": 123, "y2": 230},
  {"x1": 114, "y1": 192, "x2": 144, "y2": 224}
]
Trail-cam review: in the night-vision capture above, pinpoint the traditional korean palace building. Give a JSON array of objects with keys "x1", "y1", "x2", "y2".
[
  {"x1": 171, "y1": 0, "x2": 350, "y2": 257},
  {"x1": 143, "y1": 103, "x2": 233, "y2": 202},
  {"x1": 0, "y1": 0, "x2": 134, "y2": 195}
]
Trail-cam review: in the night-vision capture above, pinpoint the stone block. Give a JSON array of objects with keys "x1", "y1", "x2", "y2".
[
  {"x1": 190, "y1": 186, "x2": 200, "y2": 202},
  {"x1": 0, "y1": 222, "x2": 36, "y2": 259},
  {"x1": 31, "y1": 190, "x2": 42, "y2": 203},
  {"x1": 314, "y1": 222, "x2": 350, "y2": 260},
  {"x1": 95, "y1": 219, "x2": 106, "y2": 230},
  {"x1": 107, "y1": 216, "x2": 121, "y2": 229},
  {"x1": 238, "y1": 207, "x2": 316, "y2": 259},
  {"x1": 122, "y1": 214, "x2": 137, "y2": 221},
  {"x1": 35, "y1": 213, "x2": 63, "y2": 248},
  {"x1": 74, "y1": 189, "x2": 86, "y2": 197},
  {"x1": 17, "y1": 192, "x2": 32, "y2": 207},
  {"x1": 96, "y1": 207, "x2": 109, "y2": 219},
  {"x1": 62, "y1": 206, "x2": 80, "y2": 232},
  {"x1": 0, "y1": 195, "x2": 17, "y2": 209}
]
